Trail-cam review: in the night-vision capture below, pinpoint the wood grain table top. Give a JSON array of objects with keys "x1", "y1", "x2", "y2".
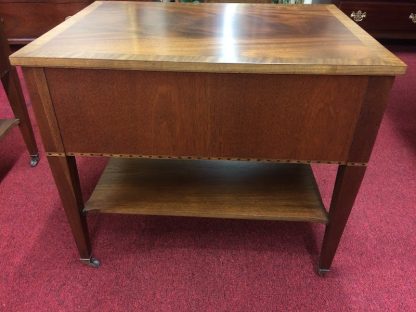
[{"x1": 10, "y1": 1, "x2": 406, "y2": 75}]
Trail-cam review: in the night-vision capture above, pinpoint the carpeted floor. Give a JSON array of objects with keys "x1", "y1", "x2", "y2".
[{"x1": 0, "y1": 45, "x2": 415, "y2": 311}]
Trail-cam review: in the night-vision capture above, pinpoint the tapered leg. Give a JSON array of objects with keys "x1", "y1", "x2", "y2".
[
  {"x1": 47, "y1": 156, "x2": 99, "y2": 267},
  {"x1": 318, "y1": 165, "x2": 367, "y2": 275},
  {"x1": 2, "y1": 68, "x2": 39, "y2": 166}
]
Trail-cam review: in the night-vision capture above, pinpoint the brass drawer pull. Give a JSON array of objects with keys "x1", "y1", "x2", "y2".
[
  {"x1": 410, "y1": 13, "x2": 416, "y2": 24},
  {"x1": 351, "y1": 10, "x2": 366, "y2": 22}
]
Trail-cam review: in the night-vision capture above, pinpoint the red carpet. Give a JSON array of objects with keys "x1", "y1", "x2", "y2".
[{"x1": 1, "y1": 46, "x2": 415, "y2": 311}]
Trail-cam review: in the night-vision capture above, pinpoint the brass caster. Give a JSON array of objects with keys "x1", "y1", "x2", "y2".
[
  {"x1": 80, "y1": 257, "x2": 101, "y2": 268},
  {"x1": 30, "y1": 154, "x2": 40, "y2": 167}
]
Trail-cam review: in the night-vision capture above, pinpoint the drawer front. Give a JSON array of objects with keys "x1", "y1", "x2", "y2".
[
  {"x1": 44, "y1": 68, "x2": 368, "y2": 163},
  {"x1": 0, "y1": 2, "x2": 89, "y2": 43},
  {"x1": 339, "y1": 2, "x2": 416, "y2": 31}
]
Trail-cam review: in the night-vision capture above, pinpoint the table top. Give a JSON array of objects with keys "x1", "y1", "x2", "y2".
[{"x1": 10, "y1": 1, "x2": 406, "y2": 75}]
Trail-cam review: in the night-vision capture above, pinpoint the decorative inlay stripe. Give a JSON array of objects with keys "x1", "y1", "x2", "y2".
[
  {"x1": 46, "y1": 152, "x2": 65, "y2": 157},
  {"x1": 46, "y1": 152, "x2": 367, "y2": 167}
]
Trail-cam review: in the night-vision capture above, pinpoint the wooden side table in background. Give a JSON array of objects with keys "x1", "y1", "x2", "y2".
[
  {"x1": 0, "y1": 20, "x2": 39, "y2": 166},
  {"x1": 333, "y1": 0, "x2": 416, "y2": 39}
]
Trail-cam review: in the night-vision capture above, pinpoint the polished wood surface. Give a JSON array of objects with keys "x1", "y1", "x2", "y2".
[
  {"x1": 0, "y1": 118, "x2": 19, "y2": 139},
  {"x1": 45, "y1": 68, "x2": 368, "y2": 163},
  {"x1": 10, "y1": 1, "x2": 406, "y2": 75},
  {"x1": 85, "y1": 158, "x2": 328, "y2": 223}
]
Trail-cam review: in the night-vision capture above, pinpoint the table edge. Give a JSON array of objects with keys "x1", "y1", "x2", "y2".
[{"x1": 9, "y1": 2, "x2": 407, "y2": 76}]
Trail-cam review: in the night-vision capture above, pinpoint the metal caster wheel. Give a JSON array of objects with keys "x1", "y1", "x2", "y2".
[
  {"x1": 30, "y1": 154, "x2": 40, "y2": 167},
  {"x1": 80, "y1": 257, "x2": 101, "y2": 268},
  {"x1": 317, "y1": 267, "x2": 330, "y2": 277}
]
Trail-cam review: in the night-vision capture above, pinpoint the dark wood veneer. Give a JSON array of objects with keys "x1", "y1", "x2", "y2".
[
  {"x1": 334, "y1": 0, "x2": 416, "y2": 39},
  {"x1": 0, "y1": 1, "x2": 91, "y2": 44},
  {"x1": 45, "y1": 69, "x2": 367, "y2": 163}
]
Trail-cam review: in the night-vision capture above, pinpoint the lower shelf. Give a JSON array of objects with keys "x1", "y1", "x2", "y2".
[
  {"x1": 84, "y1": 158, "x2": 328, "y2": 223},
  {"x1": 0, "y1": 118, "x2": 19, "y2": 140}
]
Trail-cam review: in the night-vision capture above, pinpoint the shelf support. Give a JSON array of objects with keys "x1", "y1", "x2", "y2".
[
  {"x1": 47, "y1": 155, "x2": 92, "y2": 260},
  {"x1": 318, "y1": 165, "x2": 366, "y2": 274}
]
